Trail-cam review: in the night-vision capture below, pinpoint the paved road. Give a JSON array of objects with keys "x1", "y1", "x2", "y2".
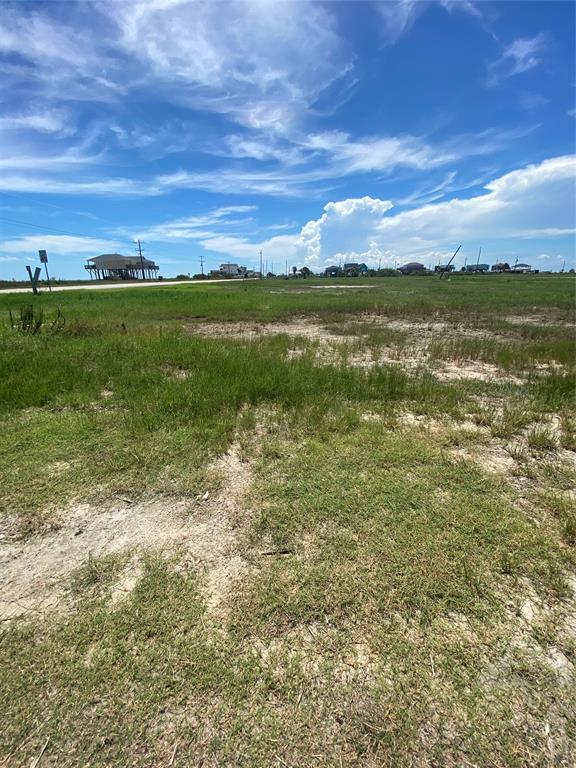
[{"x1": 0, "y1": 278, "x2": 243, "y2": 295}]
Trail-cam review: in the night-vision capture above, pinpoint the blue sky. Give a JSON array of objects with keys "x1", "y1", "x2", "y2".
[{"x1": 0, "y1": 0, "x2": 574, "y2": 279}]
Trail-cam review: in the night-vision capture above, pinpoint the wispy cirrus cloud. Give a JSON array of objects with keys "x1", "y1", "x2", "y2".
[
  {"x1": 486, "y1": 33, "x2": 550, "y2": 87},
  {"x1": 375, "y1": 0, "x2": 482, "y2": 45},
  {"x1": 110, "y1": 0, "x2": 354, "y2": 132},
  {"x1": 0, "y1": 234, "x2": 127, "y2": 257},
  {"x1": 131, "y1": 206, "x2": 257, "y2": 241},
  {"x1": 0, "y1": 108, "x2": 74, "y2": 135},
  {"x1": 0, "y1": 123, "x2": 540, "y2": 199}
]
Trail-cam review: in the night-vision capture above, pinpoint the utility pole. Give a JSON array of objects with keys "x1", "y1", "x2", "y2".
[
  {"x1": 200, "y1": 253, "x2": 204, "y2": 276},
  {"x1": 476, "y1": 246, "x2": 482, "y2": 270},
  {"x1": 259, "y1": 250, "x2": 263, "y2": 279},
  {"x1": 136, "y1": 239, "x2": 146, "y2": 280},
  {"x1": 285, "y1": 259, "x2": 288, "y2": 277},
  {"x1": 561, "y1": 260, "x2": 566, "y2": 273},
  {"x1": 439, "y1": 245, "x2": 461, "y2": 280}
]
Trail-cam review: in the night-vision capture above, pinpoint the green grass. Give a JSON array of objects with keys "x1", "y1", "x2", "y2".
[{"x1": 0, "y1": 274, "x2": 575, "y2": 766}]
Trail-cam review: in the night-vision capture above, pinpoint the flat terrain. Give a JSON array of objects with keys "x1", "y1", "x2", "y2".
[{"x1": 1, "y1": 275, "x2": 575, "y2": 767}]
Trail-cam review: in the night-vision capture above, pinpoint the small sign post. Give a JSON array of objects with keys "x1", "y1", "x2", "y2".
[
  {"x1": 39, "y1": 250, "x2": 51, "y2": 292},
  {"x1": 26, "y1": 266, "x2": 42, "y2": 295}
]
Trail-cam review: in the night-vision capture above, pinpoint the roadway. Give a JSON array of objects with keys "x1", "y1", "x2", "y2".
[{"x1": 0, "y1": 278, "x2": 243, "y2": 295}]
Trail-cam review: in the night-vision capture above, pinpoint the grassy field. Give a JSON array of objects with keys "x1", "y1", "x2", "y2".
[{"x1": 0, "y1": 274, "x2": 575, "y2": 767}]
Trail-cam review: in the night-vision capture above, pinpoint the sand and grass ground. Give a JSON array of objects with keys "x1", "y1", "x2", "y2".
[{"x1": 0, "y1": 274, "x2": 575, "y2": 767}]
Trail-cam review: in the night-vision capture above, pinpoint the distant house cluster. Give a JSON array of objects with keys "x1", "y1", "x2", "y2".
[
  {"x1": 324, "y1": 262, "x2": 368, "y2": 277},
  {"x1": 491, "y1": 262, "x2": 534, "y2": 273},
  {"x1": 85, "y1": 254, "x2": 159, "y2": 280},
  {"x1": 397, "y1": 260, "x2": 536, "y2": 275},
  {"x1": 208, "y1": 263, "x2": 261, "y2": 279}
]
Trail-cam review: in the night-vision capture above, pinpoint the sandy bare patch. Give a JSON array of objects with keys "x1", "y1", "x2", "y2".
[
  {"x1": 268, "y1": 284, "x2": 377, "y2": 294},
  {"x1": 0, "y1": 444, "x2": 253, "y2": 622},
  {"x1": 187, "y1": 318, "x2": 346, "y2": 343},
  {"x1": 397, "y1": 412, "x2": 445, "y2": 432},
  {"x1": 505, "y1": 314, "x2": 576, "y2": 327},
  {"x1": 109, "y1": 558, "x2": 145, "y2": 608},
  {"x1": 434, "y1": 360, "x2": 524, "y2": 384},
  {"x1": 450, "y1": 443, "x2": 517, "y2": 474}
]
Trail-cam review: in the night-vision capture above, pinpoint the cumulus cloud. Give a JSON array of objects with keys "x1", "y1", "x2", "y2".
[
  {"x1": 199, "y1": 233, "x2": 300, "y2": 267},
  {"x1": 299, "y1": 197, "x2": 394, "y2": 264},
  {"x1": 377, "y1": 155, "x2": 576, "y2": 243},
  {"x1": 296, "y1": 156, "x2": 576, "y2": 266}
]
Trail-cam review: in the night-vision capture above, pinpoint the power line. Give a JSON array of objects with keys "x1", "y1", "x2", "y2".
[{"x1": 0, "y1": 190, "x2": 126, "y2": 230}]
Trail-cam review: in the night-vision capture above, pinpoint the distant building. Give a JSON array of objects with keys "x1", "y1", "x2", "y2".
[
  {"x1": 343, "y1": 262, "x2": 368, "y2": 276},
  {"x1": 208, "y1": 263, "x2": 256, "y2": 279},
  {"x1": 220, "y1": 263, "x2": 243, "y2": 276},
  {"x1": 511, "y1": 263, "x2": 532, "y2": 273},
  {"x1": 491, "y1": 262, "x2": 510, "y2": 273},
  {"x1": 398, "y1": 262, "x2": 426, "y2": 274},
  {"x1": 465, "y1": 264, "x2": 490, "y2": 273},
  {"x1": 434, "y1": 264, "x2": 455, "y2": 273},
  {"x1": 85, "y1": 254, "x2": 159, "y2": 280}
]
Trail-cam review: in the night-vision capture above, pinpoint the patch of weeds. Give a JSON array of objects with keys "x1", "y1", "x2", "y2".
[
  {"x1": 506, "y1": 441, "x2": 530, "y2": 464},
  {"x1": 526, "y1": 425, "x2": 559, "y2": 451},
  {"x1": 9, "y1": 305, "x2": 65, "y2": 335},
  {"x1": 559, "y1": 411, "x2": 576, "y2": 451},
  {"x1": 490, "y1": 405, "x2": 534, "y2": 439},
  {"x1": 68, "y1": 551, "x2": 131, "y2": 600},
  {"x1": 239, "y1": 422, "x2": 570, "y2": 634},
  {"x1": 540, "y1": 491, "x2": 576, "y2": 546}
]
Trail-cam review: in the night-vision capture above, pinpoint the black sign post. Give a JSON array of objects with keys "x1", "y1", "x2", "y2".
[
  {"x1": 26, "y1": 266, "x2": 42, "y2": 295},
  {"x1": 39, "y1": 250, "x2": 52, "y2": 292}
]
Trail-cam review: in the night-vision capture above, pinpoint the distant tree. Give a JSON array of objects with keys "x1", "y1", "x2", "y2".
[
  {"x1": 175, "y1": 274, "x2": 191, "y2": 280},
  {"x1": 292, "y1": 266, "x2": 297, "y2": 276},
  {"x1": 300, "y1": 266, "x2": 312, "y2": 279}
]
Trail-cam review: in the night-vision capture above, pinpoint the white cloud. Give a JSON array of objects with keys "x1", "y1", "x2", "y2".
[
  {"x1": 199, "y1": 233, "x2": 300, "y2": 267},
  {"x1": 487, "y1": 34, "x2": 549, "y2": 87},
  {"x1": 375, "y1": 0, "x2": 482, "y2": 45},
  {"x1": 375, "y1": 1, "x2": 424, "y2": 45},
  {"x1": 111, "y1": 0, "x2": 352, "y2": 131},
  {"x1": 299, "y1": 197, "x2": 394, "y2": 264},
  {"x1": 296, "y1": 156, "x2": 576, "y2": 266},
  {"x1": 0, "y1": 109, "x2": 74, "y2": 135},
  {"x1": 133, "y1": 206, "x2": 257, "y2": 241},
  {"x1": 378, "y1": 155, "x2": 576, "y2": 244},
  {"x1": 0, "y1": 235, "x2": 126, "y2": 257}
]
